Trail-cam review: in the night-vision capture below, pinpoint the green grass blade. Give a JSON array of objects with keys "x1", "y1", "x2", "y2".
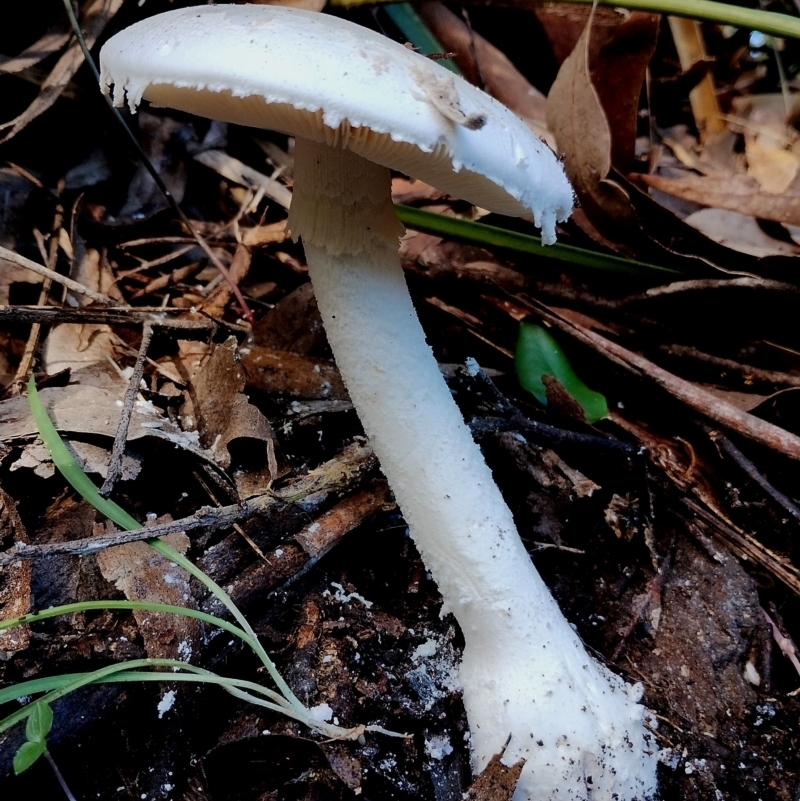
[
  {"x1": 0, "y1": 666, "x2": 294, "y2": 717},
  {"x1": 394, "y1": 205, "x2": 679, "y2": 276},
  {"x1": 0, "y1": 659, "x2": 190, "y2": 734},
  {"x1": 0, "y1": 599, "x2": 258, "y2": 653},
  {"x1": 383, "y1": 3, "x2": 459, "y2": 74},
  {"x1": 28, "y1": 376, "x2": 140, "y2": 531}
]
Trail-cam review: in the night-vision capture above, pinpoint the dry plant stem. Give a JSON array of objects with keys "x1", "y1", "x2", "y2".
[
  {"x1": 465, "y1": 362, "x2": 637, "y2": 455},
  {"x1": 0, "y1": 245, "x2": 115, "y2": 306},
  {"x1": 661, "y1": 344, "x2": 800, "y2": 389},
  {"x1": 59, "y1": 0, "x2": 255, "y2": 325},
  {"x1": 290, "y1": 138, "x2": 656, "y2": 799},
  {"x1": 616, "y1": 277, "x2": 800, "y2": 305},
  {"x1": 535, "y1": 304, "x2": 800, "y2": 461},
  {"x1": 667, "y1": 17, "x2": 724, "y2": 139},
  {"x1": 0, "y1": 305, "x2": 246, "y2": 335},
  {"x1": 706, "y1": 426, "x2": 800, "y2": 523},
  {"x1": 0, "y1": 443, "x2": 376, "y2": 566},
  {"x1": 461, "y1": 0, "x2": 800, "y2": 41},
  {"x1": 682, "y1": 498, "x2": 800, "y2": 596},
  {"x1": 99, "y1": 322, "x2": 154, "y2": 497},
  {"x1": 44, "y1": 751, "x2": 79, "y2": 801},
  {"x1": 12, "y1": 192, "x2": 65, "y2": 393},
  {"x1": 762, "y1": 608, "x2": 800, "y2": 679}
]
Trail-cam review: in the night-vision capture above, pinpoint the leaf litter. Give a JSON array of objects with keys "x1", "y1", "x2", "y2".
[{"x1": 1, "y1": 1, "x2": 800, "y2": 800}]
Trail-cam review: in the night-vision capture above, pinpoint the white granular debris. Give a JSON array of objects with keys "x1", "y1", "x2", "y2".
[
  {"x1": 425, "y1": 734, "x2": 453, "y2": 760},
  {"x1": 463, "y1": 357, "x2": 480, "y2": 377},
  {"x1": 157, "y1": 690, "x2": 176, "y2": 719},
  {"x1": 412, "y1": 638, "x2": 438, "y2": 661},
  {"x1": 308, "y1": 703, "x2": 334, "y2": 722}
]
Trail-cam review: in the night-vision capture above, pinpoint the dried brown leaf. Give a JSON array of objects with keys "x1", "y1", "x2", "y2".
[
  {"x1": 0, "y1": 0, "x2": 124, "y2": 145},
  {"x1": 544, "y1": 7, "x2": 658, "y2": 170},
  {"x1": 242, "y1": 347, "x2": 347, "y2": 400},
  {"x1": 182, "y1": 337, "x2": 279, "y2": 470},
  {"x1": 638, "y1": 172, "x2": 800, "y2": 228},
  {"x1": 0, "y1": 26, "x2": 71, "y2": 74},
  {"x1": 685, "y1": 208, "x2": 800, "y2": 258},
  {"x1": 96, "y1": 532, "x2": 199, "y2": 660},
  {"x1": 546, "y1": 10, "x2": 657, "y2": 235},
  {"x1": 253, "y1": 282, "x2": 329, "y2": 356},
  {"x1": 0, "y1": 384, "x2": 208, "y2": 462}
]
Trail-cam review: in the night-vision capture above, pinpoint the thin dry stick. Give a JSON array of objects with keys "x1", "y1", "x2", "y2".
[
  {"x1": 660, "y1": 344, "x2": 800, "y2": 389},
  {"x1": 683, "y1": 497, "x2": 800, "y2": 596},
  {"x1": 706, "y1": 426, "x2": 800, "y2": 523},
  {"x1": 616, "y1": 277, "x2": 800, "y2": 305},
  {"x1": 0, "y1": 245, "x2": 115, "y2": 306},
  {"x1": 0, "y1": 305, "x2": 246, "y2": 335},
  {"x1": 99, "y1": 322, "x2": 154, "y2": 497},
  {"x1": 11, "y1": 191, "x2": 65, "y2": 393},
  {"x1": 667, "y1": 16, "x2": 725, "y2": 139}
]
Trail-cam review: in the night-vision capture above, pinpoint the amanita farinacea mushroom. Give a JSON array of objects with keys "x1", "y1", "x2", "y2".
[{"x1": 100, "y1": 7, "x2": 658, "y2": 799}]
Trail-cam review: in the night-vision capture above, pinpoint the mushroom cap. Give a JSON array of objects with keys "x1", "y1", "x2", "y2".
[{"x1": 100, "y1": 4, "x2": 572, "y2": 243}]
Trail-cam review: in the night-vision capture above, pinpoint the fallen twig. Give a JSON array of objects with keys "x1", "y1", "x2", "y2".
[
  {"x1": 0, "y1": 443, "x2": 376, "y2": 566},
  {"x1": 100, "y1": 322, "x2": 154, "y2": 497},
  {"x1": 0, "y1": 245, "x2": 115, "y2": 306},
  {"x1": 0, "y1": 306, "x2": 247, "y2": 335},
  {"x1": 706, "y1": 426, "x2": 800, "y2": 523}
]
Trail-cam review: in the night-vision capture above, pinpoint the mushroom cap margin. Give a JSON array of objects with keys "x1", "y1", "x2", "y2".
[{"x1": 99, "y1": 4, "x2": 573, "y2": 242}]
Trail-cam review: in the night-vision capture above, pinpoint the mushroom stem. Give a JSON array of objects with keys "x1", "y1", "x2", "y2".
[{"x1": 290, "y1": 138, "x2": 656, "y2": 800}]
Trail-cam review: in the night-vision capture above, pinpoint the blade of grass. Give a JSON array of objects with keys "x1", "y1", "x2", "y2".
[
  {"x1": 0, "y1": 600, "x2": 257, "y2": 659},
  {"x1": 0, "y1": 659, "x2": 315, "y2": 735},
  {"x1": 0, "y1": 665, "x2": 305, "y2": 721},
  {"x1": 382, "y1": 3, "x2": 459, "y2": 73},
  {"x1": 394, "y1": 205, "x2": 679, "y2": 276}
]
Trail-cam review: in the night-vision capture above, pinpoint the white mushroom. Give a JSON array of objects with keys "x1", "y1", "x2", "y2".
[{"x1": 100, "y1": 7, "x2": 658, "y2": 800}]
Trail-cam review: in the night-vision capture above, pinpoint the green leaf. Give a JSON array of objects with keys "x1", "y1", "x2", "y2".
[
  {"x1": 25, "y1": 702, "x2": 53, "y2": 743},
  {"x1": 515, "y1": 322, "x2": 608, "y2": 424},
  {"x1": 13, "y1": 740, "x2": 46, "y2": 774}
]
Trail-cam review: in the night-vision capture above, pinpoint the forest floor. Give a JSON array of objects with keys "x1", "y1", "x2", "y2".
[{"x1": 2, "y1": 1, "x2": 800, "y2": 799}]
